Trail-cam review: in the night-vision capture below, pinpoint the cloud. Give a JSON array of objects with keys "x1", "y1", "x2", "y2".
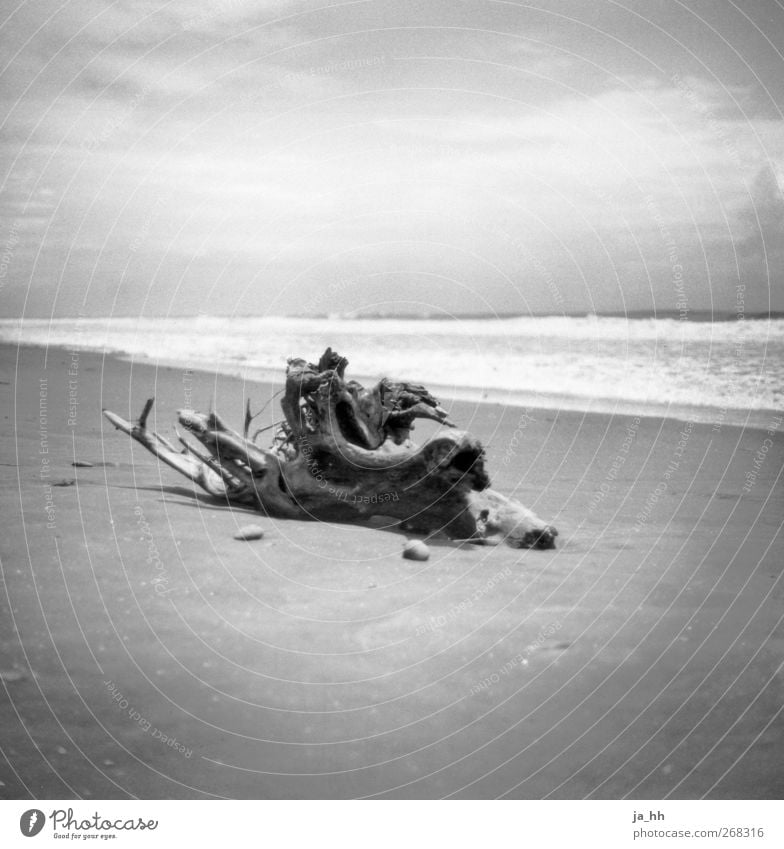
[
  {"x1": 737, "y1": 161, "x2": 784, "y2": 258},
  {"x1": 2, "y1": 1, "x2": 784, "y2": 316}
]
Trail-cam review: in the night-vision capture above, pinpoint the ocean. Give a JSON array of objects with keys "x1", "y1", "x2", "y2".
[{"x1": 2, "y1": 314, "x2": 782, "y2": 428}]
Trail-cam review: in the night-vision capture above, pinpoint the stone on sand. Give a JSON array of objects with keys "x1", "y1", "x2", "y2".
[
  {"x1": 403, "y1": 540, "x2": 430, "y2": 561},
  {"x1": 233, "y1": 524, "x2": 265, "y2": 541}
]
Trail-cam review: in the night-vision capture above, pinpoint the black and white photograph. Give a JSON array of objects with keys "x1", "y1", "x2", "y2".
[{"x1": 0, "y1": 0, "x2": 783, "y2": 828}]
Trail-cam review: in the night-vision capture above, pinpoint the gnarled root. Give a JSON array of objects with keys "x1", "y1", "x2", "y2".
[{"x1": 103, "y1": 349, "x2": 557, "y2": 549}]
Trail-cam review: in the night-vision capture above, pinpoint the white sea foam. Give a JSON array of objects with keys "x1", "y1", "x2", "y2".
[{"x1": 2, "y1": 315, "x2": 782, "y2": 418}]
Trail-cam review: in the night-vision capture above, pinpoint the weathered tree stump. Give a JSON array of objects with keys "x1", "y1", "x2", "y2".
[{"x1": 103, "y1": 348, "x2": 557, "y2": 548}]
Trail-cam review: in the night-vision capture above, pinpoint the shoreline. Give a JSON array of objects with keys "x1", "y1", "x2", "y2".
[
  {"x1": 7, "y1": 340, "x2": 778, "y2": 433},
  {"x1": 146, "y1": 352, "x2": 781, "y2": 433}
]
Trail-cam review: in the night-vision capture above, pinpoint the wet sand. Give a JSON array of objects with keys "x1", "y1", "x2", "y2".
[{"x1": 0, "y1": 342, "x2": 782, "y2": 799}]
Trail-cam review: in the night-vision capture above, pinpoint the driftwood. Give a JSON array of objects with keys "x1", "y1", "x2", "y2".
[{"x1": 103, "y1": 349, "x2": 557, "y2": 548}]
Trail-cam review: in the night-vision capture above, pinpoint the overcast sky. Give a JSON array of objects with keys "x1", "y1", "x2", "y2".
[{"x1": 1, "y1": 0, "x2": 783, "y2": 318}]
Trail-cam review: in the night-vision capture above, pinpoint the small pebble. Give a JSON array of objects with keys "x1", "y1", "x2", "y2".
[
  {"x1": 402, "y1": 540, "x2": 430, "y2": 561},
  {"x1": 233, "y1": 524, "x2": 265, "y2": 541},
  {"x1": 72, "y1": 461, "x2": 94, "y2": 468}
]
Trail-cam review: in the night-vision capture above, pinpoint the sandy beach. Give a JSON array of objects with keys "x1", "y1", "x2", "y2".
[{"x1": 1, "y1": 341, "x2": 782, "y2": 799}]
